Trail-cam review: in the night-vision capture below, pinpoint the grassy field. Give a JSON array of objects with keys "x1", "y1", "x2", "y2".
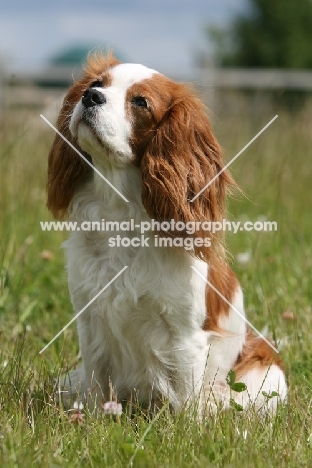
[{"x1": 0, "y1": 94, "x2": 311, "y2": 467}]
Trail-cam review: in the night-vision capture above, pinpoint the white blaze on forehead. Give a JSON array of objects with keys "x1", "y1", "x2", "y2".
[
  {"x1": 71, "y1": 63, "x2": 160, "y2": 164},
  {"x1": 110, "y1": 63, "x2": 159, "y2": 89}
]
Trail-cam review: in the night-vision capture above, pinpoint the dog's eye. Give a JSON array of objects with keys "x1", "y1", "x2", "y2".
[
  {"x1": 132, "y1": 96, "x2": 148, "y2": 108},
  {"x1": 90, "y1": 80, "x2": 102, "y2": 88}
]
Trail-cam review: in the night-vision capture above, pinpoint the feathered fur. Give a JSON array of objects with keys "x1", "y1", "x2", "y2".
[{"x1": 47, "y1": 53, "x2": 287, "y2": 414}]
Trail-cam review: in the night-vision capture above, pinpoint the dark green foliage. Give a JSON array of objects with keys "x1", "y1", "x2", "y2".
[{"x1": 208, "y1": 0, "x2": 312, "y2": 68}]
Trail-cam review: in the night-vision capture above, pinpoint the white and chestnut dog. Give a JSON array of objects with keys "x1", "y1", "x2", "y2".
[{"x1": 47, "y1": 53, "x2": 287, "y2": 413}]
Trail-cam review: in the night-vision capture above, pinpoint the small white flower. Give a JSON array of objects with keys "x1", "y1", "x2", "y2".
[
  {"x1": 260, "y1": 325, "x2": 269, "y2": 337},
  {"x1": 276, "y1": 336, "x2": 289, "y2": 350},
  {"x1": 236, "y1": 252, "x2": 251, "y2": 265},
  {"x1": 73, "y1": 401, "x2": 84, "y2": 410},
  {"x1": 103, "y1": 401, "x2": 122, "y2": 415}
]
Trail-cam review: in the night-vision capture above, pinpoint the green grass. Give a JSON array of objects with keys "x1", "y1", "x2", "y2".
[{"x1": 0, "y1": 100, "x2": 311, "y2": 467}]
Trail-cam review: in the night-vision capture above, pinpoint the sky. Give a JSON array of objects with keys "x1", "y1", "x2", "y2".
[{"x1": 0, "y1": 0, "x2": 247, "y2": 77}]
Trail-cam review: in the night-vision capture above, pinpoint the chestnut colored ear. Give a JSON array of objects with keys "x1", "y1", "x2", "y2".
[
  {"x1": 141, "y1": 85, "x2": 234, "y2": 263},
  {"x1": 47, "y1": 51, "x2": 120, "y2": 218}
]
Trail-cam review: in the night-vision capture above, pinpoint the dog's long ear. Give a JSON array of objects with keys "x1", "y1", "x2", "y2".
[
  {"x1": 141, "y1": 83, "x2": 235, "y2": 263},
  {"x1": 47, "y1": 52, "x2": 120, "y2": 218}
]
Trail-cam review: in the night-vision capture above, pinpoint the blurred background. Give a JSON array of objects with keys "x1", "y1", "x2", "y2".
[{"x1": 1, "y1": 0, "x2": 312, "y2": 114}]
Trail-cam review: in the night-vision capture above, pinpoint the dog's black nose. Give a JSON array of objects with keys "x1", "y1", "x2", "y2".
[{"x1": 82, "y1": 88, "x2": 106, "y2": 108}]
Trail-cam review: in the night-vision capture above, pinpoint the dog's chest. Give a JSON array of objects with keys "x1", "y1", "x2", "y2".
[
  {"x1": 66, "y1": 228, "x2": 207, "y2": 319},
  {"x1": 64, "y1": 227, "x2": 208, "y2": 376}
]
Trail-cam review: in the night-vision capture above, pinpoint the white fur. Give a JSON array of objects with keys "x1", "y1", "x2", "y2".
[
  {"x1": 60, "y1": 65, "x2": 286, "y2": 414},
  {"x1": 217, "y1": 364, "x2": 288, "y2": 413},
  {"x1": 203, "y1": 288, "x2": 246, "y2": 401}
]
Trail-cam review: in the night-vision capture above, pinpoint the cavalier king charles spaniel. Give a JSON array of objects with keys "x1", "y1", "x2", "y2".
[{"x1": 47, "y1": 52, "x2": 287, "y2": 414}]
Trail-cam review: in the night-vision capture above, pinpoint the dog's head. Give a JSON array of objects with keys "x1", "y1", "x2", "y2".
[{"x1": 47, "y1": 52, "x2": 234, "y2": 261}]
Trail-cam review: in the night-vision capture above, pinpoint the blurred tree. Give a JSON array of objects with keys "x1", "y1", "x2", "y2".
[
  {"x1": 208, "y1": 0, "x2": 312, "y2": 68},
  {"x1": 51, "y1": 44, "x2": 95, "y2": 66},
  {"x1": 50, "y1": 45, "x2": 125, "y2": 67}
]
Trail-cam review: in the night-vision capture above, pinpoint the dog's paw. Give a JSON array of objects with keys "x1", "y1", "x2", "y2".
[{"x1": 54, "y1": 366, "x2": 86, "y2": 409}]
